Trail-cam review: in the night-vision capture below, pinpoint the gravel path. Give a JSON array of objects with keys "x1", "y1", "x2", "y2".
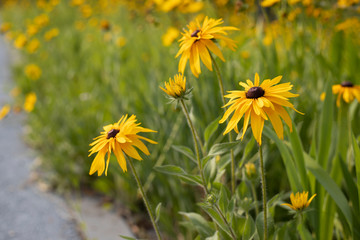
[{"x1": 0, "y1": 36, "x2": 82, "y2": 240}]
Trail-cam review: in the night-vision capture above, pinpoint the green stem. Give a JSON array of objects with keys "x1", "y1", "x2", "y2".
[
  {"x1": 259, "y1": 144, "x2": 267, "y2": 240},
  {"x1": 180, "y1": 99, "x2": 208, "y2": 193},
  {"x1": 214, "y1": 204, "x2": 237, "y2": 240},
  {"x1": 127, "y1": 157, "x2": 162, "y2": 240},
  {"x1": 210, "y1": 53, "x2": 236, "y2": 194},
  {"x1": 180, "y1": 99, "x2": 238, "y2": 239}
]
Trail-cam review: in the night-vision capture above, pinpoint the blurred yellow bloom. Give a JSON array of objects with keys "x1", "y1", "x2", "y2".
[
  {"x1": 263, "y1": 34, "x2": 272, "y2": 46},
  {"x1": 338, "y1": 0, "x2": 359, "y2": 8},
  {"x1": 71, "y1": 0, "x2": 85, "y2": 6},
  {"x1": 302, "y1": 0, "x2": 312, "y2": 6},
  {"x1": 27, "y1": 38, "x2": 40, "y2": 53},
  {"x1": 241, "y1": 51, "x2": 250, "y2": 59},
  {"x1": 0, "y1": 104, "x2": 11, "y2": 120},
  {"x1": 115, "y1": 37, "x2": 127, "y2": 47},
  {"x1": 156, "y1": 0, "x2": 203, "y2": 13},
  {"x1": 44, "y1": 28, "x2": 59, "y2": 41},
  {"x1": 282, "y1": 191, "x2": 316, "y2": 211},
  {"x1": 335, "y1": 17, "x2": 360, "y2": 33},
  {"x1": 288, "y1": 8, "x2": 302, "y2": 21},
  {"x1": 100, "y1": 20, "x2": 111, "y2": 31},
  {"x1": 288, "y1": 0, "x2": 301, "y2": 4},
  {"x1": 0, "y1": 22, "x2": 11, "y2": 34},
  {"x1": 332, "y1": 81, "x2": 360, "y2": 107},
  {"x1": 160, "y1": 73, "x2": 187, "y2": 99},
  {"x1": 320, "y1": 92, "x2": 326, "y2": 101},
  {"x1": 34, "y1": 14, "x2": 49, "y2": 28},
  {"x1": 220, "y1": 73, "x2": 302, "y2": 145},
  {"x1": 24, "y1": 92, "x2": 37, "y2": 112},
  {"x1": 27, "y1": 24, "x2": 39, "y2": 36},
  {"x1": 176, "y1": 16, "x2": 238, "y2": 78},
  {"x1": 89, "y1": 115, "x2": 157, "y2": 176},
  {"x1": 215, "y1": 0, "x2": 229, "y2": 6},
  {"x1": 261, "y1": 0, "x2": 280, "y2": 7},
  {"x1": 14, "y1": 34, "x2": 27, "y2": 49},
  {"x1": 162, "y1": 27, "x2": 180, "y2": 47},
  {"x1": 25, "y1": 64, "x2": 42, "y2": 80},
  {"x1": 245, "y1": 162, "x2": 257, "y2": 179},
  {"x1": 81, "y1": 4, "x2": 93, "y2": 18}
]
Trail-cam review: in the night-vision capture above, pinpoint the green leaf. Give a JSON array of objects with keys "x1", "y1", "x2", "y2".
[
  {"x1": 198, "y1": 203, "x2": 232, "y2": 238},
  {"x1": 119, "y1": 235, "x2": 136, "y2": 240},
  {"x1": 255, "y1": 211, "x2": 274, "y2": 240},
  {"x1": 353, "y1": 134, "x2": 360, "y2": 216},
  {"x1": 204, "y1": 157, "x2": 217, "y2": 186},
  {"x1": 218, "y1": 185, "x2": 230, "y2": 214},
  {"x1": 206, "y1": 231, "x2": 220, "y2": 240},
  {"x1": 298, "y1": 222, "x2": 313, "y2": 240},
  {"x1": 204, "y1": 117, "x2": 220, "y2": 143},
  {"x1": 154, "y1": 165, "x2": 203, "y2": 186},
  {"x1": 208, "y1": 142, "x2": 238, "y2": 156},
  {"x1": 318, "y1": 83, "x2": 333, "y2": 168},
  {"x1": 155, "y1": 202, "x2": 162, "y2": 223},
  {"x1": 263, "y1": 126, "x2": 302, "y2": 192},
  {"x1": 242, "y1": 215, "x2": 256, "y2": 240},
  {"x1": 304, "y1": 153, "x2": 353, "y2": 228},
  {"x1": 179, "y1": 212, "x2": 215, "y2": 237},
  {"x1": 172, "y1": 145, "x2": 196, "y2": 163},
  {"x1": 287, "y1": 122, "x2": 308, "y2": 190}
]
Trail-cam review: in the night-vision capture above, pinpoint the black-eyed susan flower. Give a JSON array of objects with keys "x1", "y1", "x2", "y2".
[
  {"x1": 261, "y1": 0, "x2": 280, "y2": 7},
  {"x1": 160, "y1": 73, "x2": 189, "y2": 99},
  {"x1": 44, "y1": 28, "x2": 59, "y2": 41},
  {"x1": 282, "y1": 191, "x2": 316, "y2": 211},
  {"x1": 162, "y1": 27, "x2": 180, "y2": 47},
  {"x1": 332, "y1": 81, "x2": 360, "y2": 107},
  {"x1": 219, "y1": 73, "x2": 302, "y2": 145},
  {"x1": 89, "y1": 115, "x2": 157, "y2": 176},
  {"x1": 176, "y1": 16, "x2": 238, "y2": 78},
  {"x1": 0, "y1": 104, "x2": 11, "y2": 120}
]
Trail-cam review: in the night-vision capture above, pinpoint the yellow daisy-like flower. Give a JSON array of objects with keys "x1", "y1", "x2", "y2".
[
  {"x1": 24, "y1": 92, "x2": 37, "y2": 112},
  {"x1": 160, "y1": 73, "x2": 187, "y2": 99},
  {"x1": 261, "y1": 0, "x2": 280, "y2": 7},
  {"x1": 44, "y1": 28, "x2": 59, "y2": 41},
  {"x1": 0, "y1": 104, "x2": 11, "y2": 120},
  {"x1": 176, "y1": 16, "x2": 238, "y2": 78},
  {"x1": 25, "y1": 64, "x2": 42, "y2": 80},
  {"x1": 332, "y1": 81, "x2": 360, "y2": 107},
  {"x1": 89, "y1": 115, "x2": 157, "y2": 176},
  {"x1": 281, "y1": 191, "x2": 316, "y2": 211},
  {"x1": 219, "y1": 73, "x2": 302, "y2": 145}
]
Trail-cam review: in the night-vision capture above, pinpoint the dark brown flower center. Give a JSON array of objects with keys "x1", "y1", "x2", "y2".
[
  {"x1": 107, "y1": 129, "x2": 119, "y2": 139},
  {"x1": 191, "y1": 29, "x2": 200, "y2": 38},
  {"x1": 246, "y1": 87, "x2": 265, "y2": 99},
  {"x1": 341, "y1": 81, "x2": 353, "y2": 87}
]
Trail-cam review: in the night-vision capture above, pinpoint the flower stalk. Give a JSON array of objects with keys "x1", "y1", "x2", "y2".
[
  {"x1": 127, "y1": 156, "x2": 162, "y2": 240},
  {"x1": 259, "y1": 144, "x2": 268, "y2": 240},
  {"x1": 210, "y1": 53, "x2": 236, "y2": 194}
]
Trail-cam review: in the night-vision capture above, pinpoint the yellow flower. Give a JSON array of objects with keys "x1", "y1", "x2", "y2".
[
  {"x1": 81, "y1": 4, "x2": 93, "y2": 18},
  {"x1": 27, "y1": 24, "x2": 39, "y2": 36},
  {"x1": 219, "y1": 73, "x2": 302, "y2": 145},
  {"x1": 320, "y1": 92, "x2": 326, "y2": 101},
  {"x1": 0, "y1": 104, "x2": 11, "y2": 120},
  {"x1": 25, "y1": 64, "x2": 42, "y2": 80},
  {"x1": 0, "y1": 22, "x2": 11, "y2": 34},
  {"x1": 34, "y1": 14, "x2": 49, "y2": 28},
  {"x1": 24, "y1": 92, "x2": 37, "y2": 112},
  {"x1": 44, "y1": 28, "x2": 59, "y2": 41},
  {"x1": 162, "y1": 27, "x2": 180, "y2": 47},
  {"x1": 176, "y1": 16, "x2": 238, "y2": 78},
  {"x1": 70, "y1": 0, "x2": 84, "y2": 6},
  {"x1": 282, "y1": 191, "x2": 316, "y2": 211},
  {"x1": 115, "y1": 37, "x2": 127, "y2": 47},
  {"x1": 160, "y1": 73, "x2": 187, "y2": 99},
  {"x1": 27, "y1": 38, "x2": 40, "y2": 53},
  {"x1": 261, "y1": 0, "x2": 280, "y2": 7},
  {"x1": 241, "y1": 51, "x2": 250, "y2": 59},
  {"x1": 14, "y1": 34, "x2": 27, "y2": 49},
  {"x1": 338, "y1": 0, "x2": 359, "y2": 8},
  {"x1": 89, "y1": 115, "x2": 157, "y2": 176},
  {"x1": 288, "y1": 0, "x2": 301, "y2": 4},
  {"x1": 332, "y1": 81, "x2": 360, "y2": 107},
  {"x1": 100, "y1": 20, "x2": 111, "y2": 31}
]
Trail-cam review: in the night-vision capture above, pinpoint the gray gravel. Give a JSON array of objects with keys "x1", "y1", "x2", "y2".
[{"x1": 0, "y1": 36, "x2": 82, "y2": 240}]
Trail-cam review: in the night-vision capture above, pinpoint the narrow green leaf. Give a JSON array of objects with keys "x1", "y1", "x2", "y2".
[
  {"x1": 353, "y1": 134, "x2": 360, "y2": 215},
  {"x1": 263, "y1": 127, "x2": 302, "y2": 192},
  {"x1": 204, "y1": 157, "x2": 217, "y2": 186},
  {"x1": 242, "y1": 215, "x2": 256, "y2": 240},
  {"x1": 179, "y1": 212, "x2": 215, "y2": 237},
  {"x1": 155, "y1": 165, "x2": 203, "y2": 186},
  {"x1": 199, "y1": 204, "x2": 232, "y2": 238},
  {"x1": 119, "y1": 235, "x2": 136, "y2": 240},
  {"x1": 304, "y1": 154, "x2": 353, "y2": 227},
  {"x1": 172, "y1": 145, "x2": 196, "y2": 163},
  {"x1": 218, "y1": 185, "x2": 230, "y2": 214},
  {"x1": 204, "y1": 117, "x2": 220, "y2": 143},
  {"x1": 298, "y1": 222, "x2": 313, "y2": 240},
  {"x1": 208, "y1": 142, "x2": 238, "y2": 156},
  {"x1": 318, "y1": 83, "x2": 333, "y2": 168},
  {"x1": 206, "y1": 231, "x2": 220, "y2": 240},
  {"x1": 155, "y1": 202, "x2": 162, "y2": 223},
  {"x1": 287, "y1": 122, "x2": 308, "y2": 190}
]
